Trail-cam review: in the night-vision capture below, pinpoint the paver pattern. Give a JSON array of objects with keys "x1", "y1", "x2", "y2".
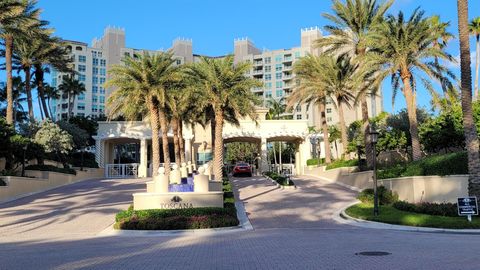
[{"x1": 1, "y1": 175, "x2": 479, "y2": 269}]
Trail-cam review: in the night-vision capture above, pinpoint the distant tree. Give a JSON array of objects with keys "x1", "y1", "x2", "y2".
[
  {"x1": 68, "y1": 116, "x2": 98, "y2": 146},
  {"x1": 34, "y1": 120, "x2": 73, "y2": 167},
  {"x1": 57, "y1": 121, "x2": 89, "y2": 150}
]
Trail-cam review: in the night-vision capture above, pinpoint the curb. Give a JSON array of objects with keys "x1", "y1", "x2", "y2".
[{"x1": 334, "y1": 202, "x2": 480, "y2": 235}]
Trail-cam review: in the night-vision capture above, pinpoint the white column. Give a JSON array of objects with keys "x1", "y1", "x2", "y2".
[
  {"x1": 260, "y1": 137, "x2": 268, "y2": 173},
  {"x1": 184, "y1": 137, "x2": 192, "y2": 163},
  {"x1": 295, "y1": 143, "x2": 301, "y2": 176},
  {"x1": 299, "y1": 139, "x2": 311, "y2": 175},
  {"x1": 138, "y1": 139, "x2": 148, "y2": 177}
]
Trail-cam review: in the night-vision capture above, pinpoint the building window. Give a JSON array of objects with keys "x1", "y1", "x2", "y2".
[
  {"x1": 100, "y1": 59, "x2": 106, "y2": 66},
  {"x1": 78, "y1": 93, "x2": 85, "y2": 100},
  {"x1": 92, "y1": 95, "x2": 98, "y2": 103},
  {"x1": 93, "y1": 67, "x2": 98, "y2": 75},
  {"x1": 296, "y1": 105, "x2": 301, "y2": 112},
  {"x1": 295, "y1": 51, "x2": 301, "y2": 59},
  {"x1": 276, "y1": 89, "x2": 284, "y2": 97},
  {"x1": 78, "y1": 65, "x2": 86, "y2": 72},
  {"x1": 92, "y1": 104, "x2": 98, "y2": 112},
  {"x1": 264, "y1": 65, "x2": 271, "y2": 72},
  {"x1": 92, "y1": 51, "x2": 97, "y2": 57},
  {"x1": 100, "y1": 68, "x2": 106, "y2": 76},
  {"x1": 124, "y1": 52, "x2": 130, "y2": 57},
  {"x1": 327, "y1": 108, "x2": 332, "y2": 113},
  {"x1": 276, "y1": 72, "x2": 282, "y2": 79},
  {"x1": 276, "y1": 81, "x2": 283, "y2": 88},
  {"x1": 176, "y1": 59, "x2": 181, "y2": 65},
  {"x1": 92, "y1": 86, "x2": 98, "y2": 93},
  {"x1": 265, "y1": 82, "x2": 272, "y2": 89},
  {"x1": 265, "y1": 91, "x2": 272, "y2": 98},
  {"x1": 93, "y1": 77, "x2": 98, "y2": 84},
  {"x1": 99, "y1": 105, "x2": 105, "y2": 113},
  {"x1": 99, "y1": 77, "x2": 105, "y2": 84},
  {"x1": 275, "y1": 64, "x2": 282, "y2": 71},
  {"x1": 77, "y1": 103, "x2": 85, "y2": 110},
  {"x1": 296, "y1": 114, "x2": 302, "y2": 120},
  {"x1": 265, "y1": 74, "x2": 271, "y2": 81},
  {"x1": 264, "y1": 57, "x2": 271, "y2": 64},
  {"x1": 78, "y1": 74, "x2": 86, "y2": 81},
  {"x1": 99, "y1": 96, "x2": 105, "y2": 103},
  {"x1": 98, "y1": 52, "x2": 102, "y2": 57},
  {"x1": 99, "y1": 87, "x2": 105, "y2": 94},
  {"x1": 93, "y1": 58, "x2": 99, "y2": 66},
  {"x1": 78, "y1": 55, "x2": 86, "y2": 62},
  {"x1": 275, "y1": 55, "x2": 282, "y2": 62},
  {"x1": 327, "y1": 117, "x2": 332, "y2": 122}
]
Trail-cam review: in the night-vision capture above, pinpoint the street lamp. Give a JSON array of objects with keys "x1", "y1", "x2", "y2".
[{"x1": 370, "y1": 127, "x2": 379, "y2": 216}]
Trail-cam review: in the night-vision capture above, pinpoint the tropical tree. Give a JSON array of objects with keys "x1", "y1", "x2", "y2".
[
  {"x1": 328, "y1": 125, "x2": 341, "y2": 158},
  {"x1": 368, "y1": 9, "x2": 455, "y2": 161},
  {"x1": 266, "y1": 97, "x2": 286, "y2": 168},
  {"x1": 470, "y1": 17, "x2": 480, "y2": 99},
  {"x1": 289, "y1": 54, "x2": 332, "y2": 163},
  {"x1": 107, "y1": 52, "x2": 178, "y2": 176},
  {"x1": 34, "y1": 119, "x2": 73, "y2": 167},
  {"x1": 43, "y1": 83, "x2": 60, "y2": 118},
  {"x1": 0, "y1": 76, "x2": 27, "y2": 122},
  {"x1": 184, "y1": 56, "x2": 261, "y2": 179},
  {"x1": 0, "y1": 0, "x2": 42, "y2": 124},
  {"x1": 58, "y1": 75, "x2": 85, "y2": 120},
  {"x1": 429, "y1": 15, "x2": 455, "y2": 95},
  {"x1": 457, "y1": 0, "x2": 480, "y2": 197},
  {"x1": 316, "y1": 0, "x2": 393, "y2": 168}
]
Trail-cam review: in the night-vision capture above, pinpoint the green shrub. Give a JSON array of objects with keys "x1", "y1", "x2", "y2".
[
  {"x1": 326, "y1": 159, "x2": 359, "y2": 170},
  {"x1": 377, "y1": 152, "x2": 468, "y2": 179},
  {"x1": 392, "y1": 201, "x2": 458, "y2": 217},
  {"x1": 68, "y1": 152, "x2": 99, "y2": 168},
  {"x1": 263, "y1": 171, "x2": 294, "y2": 186},
  {"x1": 357, "y1": 186, "x2": 398, "y2": 205},
  {"x1": 307, "y1": 158, "x2": 324, "y2": 166},
  {"x1": 25, "y1": 164, "x2": 76, "y2": 175}
]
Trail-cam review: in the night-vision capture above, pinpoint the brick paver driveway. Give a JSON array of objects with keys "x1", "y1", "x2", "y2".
[{"x1": 1, "y1": 175, "x2": 479, "y2": 269}]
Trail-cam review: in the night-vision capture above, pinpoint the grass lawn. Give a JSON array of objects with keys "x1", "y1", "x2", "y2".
[{"x1": 346, "y1": 203, "x2": 480, "y2": 229}]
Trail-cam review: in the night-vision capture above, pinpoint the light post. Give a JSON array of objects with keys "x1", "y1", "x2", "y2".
[
  {"x1": 370, "y1": 127, "x2": 379, "y2": 216},
  {"x1": 21, "y1": 144, "x2": 28, "y2": 177}
]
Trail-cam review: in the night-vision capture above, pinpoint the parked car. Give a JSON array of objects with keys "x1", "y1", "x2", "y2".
[{"x1": 232, "y1": 162, "x2": 252, "y2": 177}]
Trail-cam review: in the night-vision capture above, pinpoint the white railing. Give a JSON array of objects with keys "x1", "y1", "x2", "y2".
[{"x1": 105, "y1": 163, "x2": 139, "y2": 178}]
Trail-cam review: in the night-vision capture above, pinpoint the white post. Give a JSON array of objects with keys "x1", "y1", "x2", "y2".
[
  {"x1": 184, "y1": 137, "x2": 192, "y2": 162},
  {"x1": 154, "y1": 167, "x2": 169, "y2": 193},
  {"x1": 260, "y1": 137, "x2": 268, "y2": 173},
  {"x1": 138, "y1": 139, "x2": 148, "y2": 177},
  {"x1": 194, "y1": 167, "x2": 209, "y2": 192}
]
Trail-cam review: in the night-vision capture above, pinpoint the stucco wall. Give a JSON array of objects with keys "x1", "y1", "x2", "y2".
[
  {"x1": 306, "y1": 166, "x2": 373, "y2": 190},
  {"x1": 0, "y1": 168, "x2": 104, "y2": 203}
]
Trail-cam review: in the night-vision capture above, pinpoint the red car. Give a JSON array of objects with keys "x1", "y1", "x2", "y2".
[{"x1": 232, "y1": 162, "x2": 252, "y2": 177}]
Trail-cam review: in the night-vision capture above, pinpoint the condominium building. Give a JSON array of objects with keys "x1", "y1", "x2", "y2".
[{"x1": 50, "y1": 26, "x2": 382, "y2": 129}]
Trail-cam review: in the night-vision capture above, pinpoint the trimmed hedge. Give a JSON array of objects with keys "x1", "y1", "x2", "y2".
[
  {"x1": 115, "y1": 178, "x2": 239, "y2": 230},
  {"x1": 357, "y1": 186, "x2": 398, "y2": 205},
  {"x1": 377, "y1": 152, "x2": 467, "y2": 179},
  {"x1": 307, "y1": 158, "x2": 324, "y2": 166},
  {"x1": 393, "y1": 201, "x2": 458, "y2": 217},
  {"x1": 325, "y1": 159, "x2": 359, "y2": 170},
  {"x1": 25, "y1": 164, "x2": 76, "y2": 175},
  {"x1": 264, "y1": 171, "x2": 295, "y2": 186}
]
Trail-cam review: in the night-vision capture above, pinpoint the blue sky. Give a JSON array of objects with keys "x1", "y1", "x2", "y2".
[{"x1": 3, "y1": 0, "x2": 480, "y2": 116}]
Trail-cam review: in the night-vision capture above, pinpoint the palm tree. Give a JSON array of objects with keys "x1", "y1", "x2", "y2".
[
  {"x1": 43, "y1": 83, "x2": 60, "y2": 118},
  {"x1": 184, "y1": 56, "x2": 261, "y2": 179},
  {"x1": 429, "y1": 15, "x2": 455, "y2": 95},
  {"x1": 0, "y1": 0, "x2": 40, "y2": 124},
  {"x1": 289, "y1": 54, "x2": 332, "y2": 163},
  {"x1": 107, "y1": 52, "x2": 178, "y2": 176},
  {"x1": 368, "y1": 9, "x2": 455, "y2": 161},
  {"x1": 0, "y1": 76, "x2": 27, "y2": 122},
  {"x1": 58, "y1": 75, "x2": 85, "y2": 120},
  {"x1": 457, "y1": 0, "x2": 480, "y2": 197},
  {"x1": 266, "y1": 97, "x2": 286, "y2": 169},
  {"x1": 316, "y1": 0, "x2": 393, "y2": 168},
  {"x1": 470, "y1": 17, "x2": 480, "y2": 99}
]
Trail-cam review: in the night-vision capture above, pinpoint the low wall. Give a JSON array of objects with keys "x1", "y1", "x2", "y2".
[
  {"x1": 133, "y1": 192, "x2": 224, "y2": 210},
  {"x1": 379, "y1": 175, "x2": 468, "y2": 203},
  {"x1": 0, "y1": 168, "x2": 104, "y2": 203},
  {"x1": 306, "y1": 166, "x2": 373, "y2": 190}
]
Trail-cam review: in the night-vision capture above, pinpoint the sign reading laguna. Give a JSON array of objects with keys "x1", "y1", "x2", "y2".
[{"x1": 158, "y1": 196, "x2": 194, "y2": 209}]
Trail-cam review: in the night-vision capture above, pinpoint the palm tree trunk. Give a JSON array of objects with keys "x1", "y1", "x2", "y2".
[
  {"x1": 147, "y1": 99, "x2": 161, "y2": 176},
  {"x1": 23, "y1": 67, "x2": 34, "y2": 121},
  {"x1": 171, "y1": 118, "x2": 181, "y2": 166},
  {"x1": 178, "y1": 118, "x2": 185, "y2": 164},
  {"x1": 401, "y1": 75, "x2": 422, "y2": 161},
  {"x1": 319, "y1": 102, "x2": 332, "y2": 163},
  {"x1": 38, "y1": 96, "x2": 44, "y2": 120},
  {"x1": 213, "y1": 109, "x2": 224, "y2": 180},
  {"x1": 47, "y1": 97, "x2": 53, "y2": 119},
  {"x1": 158, "y1": 107, "x2": 171, "y2": 175},
  {"x1": 5, "y1": 35, "x2": 14, "y2": 125},
  {"x1": 474, "y1": 35, "x2": 480, "y2": 100},
  {"x1": 337, "y1": 99, "x2": 350, "y2": 160},
  {"x1": 457, "y1": 0, "x2": 480, "y2": 197},
  {"x1": 34, "y1": 66, "x2": 50, "y2": 119}
]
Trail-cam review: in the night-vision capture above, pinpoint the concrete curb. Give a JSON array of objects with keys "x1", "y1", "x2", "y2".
[
  {"x1": 303, "y1": 173, "x2": 361, "y2": 192},
  {"x1": 334, "y1": 202, "x2": 480, "y2": 235}
]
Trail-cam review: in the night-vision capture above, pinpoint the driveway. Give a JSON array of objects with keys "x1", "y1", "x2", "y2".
[{"x1": 0, "y1": 175, "x2": 479, "y2": 269}]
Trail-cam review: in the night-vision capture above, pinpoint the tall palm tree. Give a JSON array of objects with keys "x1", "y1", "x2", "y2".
[
  {"x1": 107, "y1": 52, "x2": 178, "y2": 176},
  {"x1": 58, "y1": 75, "x2": 85, "y2": 120},
  {"x1": 184, "y1": 56, "x2": 261, "y2": 179},
  {"x1": 457, "y1": 0, "x2": 480, "y2": 197},
  {"x1": 0, "y1": 0, "x2": 40, "y2": 124},
  {"x1": 289, "y1": 54, "x2": 332, "y2": 163},
  {"x1": 429, "y1": 15, "x2": 455, "y2": 95},
  {"x1": 43, "y1": 83, "x2": 59, "y2": 118},
  {"x1": 0, "y1": 76, "x2": 27, "y2": 122},
  {"x1": 368, "y1": 9, "x2": 455, "y2": 161},
  {"x1": 316, "y1": 0, "x2": 393, "y2": 168},
  {"x1": 266, "y1": 97, "x2": 286, "y2": 169},
  {"x1": 470, "y1": 17, "x2": 480, "y2": 100}
]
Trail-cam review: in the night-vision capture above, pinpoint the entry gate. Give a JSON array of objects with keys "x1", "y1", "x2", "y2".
[{"x1": 105, "y1": 163, "x2": 139, "y2": 178}]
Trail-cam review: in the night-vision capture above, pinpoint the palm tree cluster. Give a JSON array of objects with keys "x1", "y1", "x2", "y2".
[
  {"x1": 288, "y1": 0, "x2": 480, "y2": 196},
  {"x1": 1, "y1": 0, "x2": 77, "y2": 125},
  {"x1": 107, "y1": 53, "x2": 260, "y2": 178}
]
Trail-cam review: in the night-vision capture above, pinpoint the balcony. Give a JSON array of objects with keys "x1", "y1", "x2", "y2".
[
  {"x1": 253, "y1": 60, "x2": 263, "y2": 66},
  {"x1": 283, "y1": 74, "x2": 293, "y2": 80},
  {"x1": 252, "y1": 69, "x2": 263, "y2": 75},
  {"x1": 283, "y1": 55, "x2": 292, "y2": 62},
  {"x1": 283, "y1": 65, "x2": 293, "y2": 71}
]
